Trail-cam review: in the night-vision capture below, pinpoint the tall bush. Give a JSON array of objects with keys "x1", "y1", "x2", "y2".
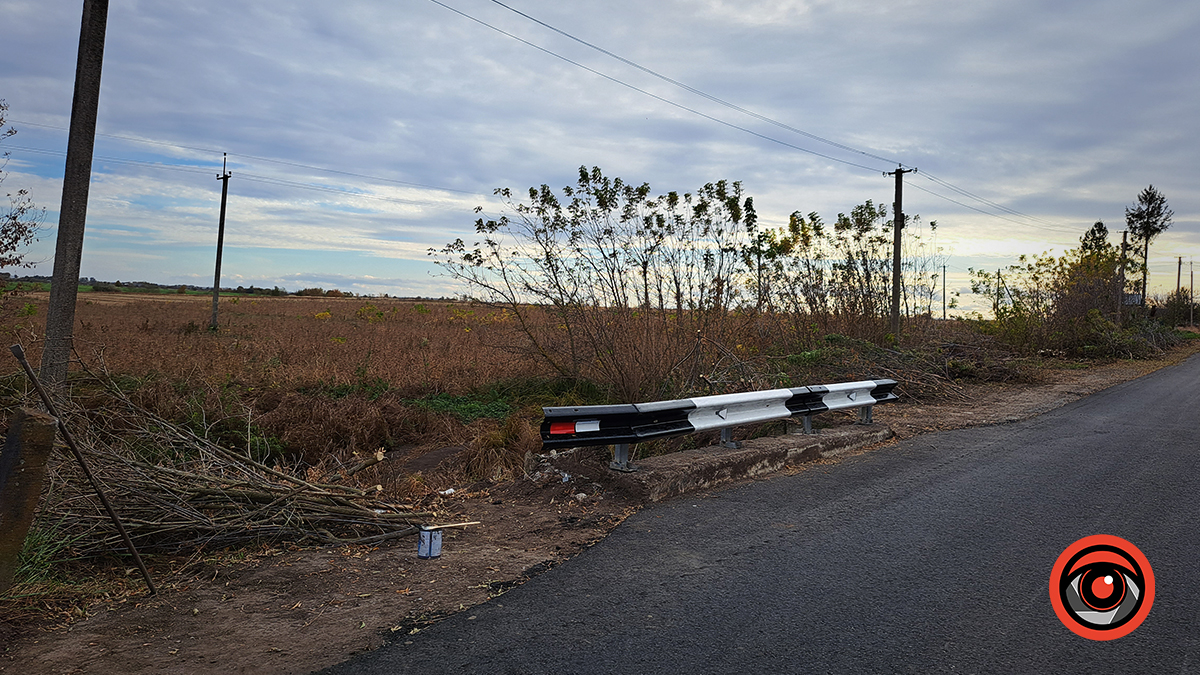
[{"x1": 432, "y1": 167, "x2": 756, "y2": 401}]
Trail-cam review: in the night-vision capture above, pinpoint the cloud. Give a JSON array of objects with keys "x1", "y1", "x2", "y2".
[{"x1": 0, "y1": 0, "x2": 1197, "y2": 304}]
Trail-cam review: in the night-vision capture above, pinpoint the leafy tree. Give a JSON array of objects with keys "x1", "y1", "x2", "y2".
[
  {"x1": 431, "y1": 166, "x2": 756, "y2": 400},
  {"x1": 1125, "y1": 185, "x2": 1173, "y2": 305},
  {"x1": 747, "y1": 201, "x2": 944, "y2": 343},
  {"x1": 0, "y1": 100, "x2": 44, "y2": 270},
  {"x1": 1079, "y1": 221, "x2": 1112, "y2": 256},
  {"x1": 965, "y1": 219, "x2": 1170, "y2": 357}
]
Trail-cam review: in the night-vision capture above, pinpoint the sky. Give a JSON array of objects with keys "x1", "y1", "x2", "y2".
[{"x1": 2, "y1": 0, "x2": 1199, "y2": 312}]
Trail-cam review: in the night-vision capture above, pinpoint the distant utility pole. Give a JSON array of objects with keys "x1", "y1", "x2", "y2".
[
  {"x1": 1191, "y1": 260, "x2": 1195, "y2": 327},
  {"x1": 41, "y1": 0, "x2": 110, "y2": 388},
  {"x1": 210, "y1": 154, "x2": 231, "y2": 331},
  {"x1": 1176, "y1": 256, "x2": 1182, "y2": 295},
  {"x1": 994, "y1": 269, "x2": 1002, "y2": 318},
  {"x1": 1117, "y1": 231, "x2": 1128, "y2": 322},
  {"x1": 1141, "y1": 237, "x2": 1150, "y2": 307},
  {"x1": 942, "y1": 263, "x2": 947, "y2": 320},
  {"x1": 886, "y1": 166, "x2": 916, "y2": 337}
]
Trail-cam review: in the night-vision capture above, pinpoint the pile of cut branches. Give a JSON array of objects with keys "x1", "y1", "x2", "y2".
[{"x1": 16, "y1": 372, "x2": 429, "y2": 558}]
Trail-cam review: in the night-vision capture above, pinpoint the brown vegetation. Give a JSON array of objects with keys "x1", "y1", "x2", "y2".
[{"x1": 0, "y1": 290, "x2": 1034, "y2": 529}]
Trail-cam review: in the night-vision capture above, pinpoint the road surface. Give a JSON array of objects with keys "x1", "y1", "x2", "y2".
[{"x1": 322, "y1": 354, "x2": 1200, "y2": 673}]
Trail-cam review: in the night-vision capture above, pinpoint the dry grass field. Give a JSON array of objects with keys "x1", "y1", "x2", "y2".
[
  {"x1": 0, "y1": 290, "x2": 1091, "y2": 488},
  {"x1": 2, "y1": 292, "x2": 561, "y2": 489},
  {"x1": 3, "y1": 289, "x2": 1199, "y2": 674}
]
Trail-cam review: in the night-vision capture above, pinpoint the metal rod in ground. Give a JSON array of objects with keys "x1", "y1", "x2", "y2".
[{"x1": 8, "y1": 344, "x2": 157, "y2": 595}]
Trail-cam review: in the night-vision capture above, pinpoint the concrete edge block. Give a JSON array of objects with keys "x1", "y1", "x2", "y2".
[{"x1": 610, "y1": 424, "x2": 893, "y2": 502}]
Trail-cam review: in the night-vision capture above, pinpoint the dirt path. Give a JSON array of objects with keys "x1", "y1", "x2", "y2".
[{"x1": 4, "y1": 343, "x2": 1198, "y2": 674}]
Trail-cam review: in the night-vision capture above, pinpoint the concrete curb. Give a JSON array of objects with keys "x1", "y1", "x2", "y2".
[{"x1": 610, "y1": 424, "x2": 894, "y2": 502}]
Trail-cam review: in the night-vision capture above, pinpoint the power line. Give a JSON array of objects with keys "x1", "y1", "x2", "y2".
[
  {"x1": 230, "y1": 153, "x2": 480, "y2": 195},
  {"x1": 237, "y1": 172, "x2": 472, "y2": 209},
  {"x1": 11, "y1": 119, "x2": 224, "y2": 155},
  {"x1": 426, "y1": 0, "x2": 888, "y2": 174},
  {"x1": 10, "y1": 119, "x2": 481, "y2": 196},
  {"x1": 486, "y1": 0, "x2": 904, "y2": 169},
  {"x1": 7, "y1": 143, "x2": 213, "y2": 177},
  {"x1": 905, "y1": 181, "x2": 1082, "y2": 238},
  {"x1": 469, "y1": 0, "x2": 1079, "y2": 234},
  {"x1": 4, "y1": 144, "x2": 476, "y2": 210},
  {"x1": 918, "y1": 171, "x2": 1067, "y2": 230},
  {"x1": 15, "y1": 4, "x2": 1082, "y2": 235}
]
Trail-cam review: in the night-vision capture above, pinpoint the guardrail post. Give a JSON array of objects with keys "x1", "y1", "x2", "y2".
[
  {"x1": 0, "y1": 408, "x2": 59, "y2": 594},
  {"x1": 788, "y1": 414, "x2": 814, "y2": 435},
  {"x1": 609, "y1": 443, "x2": 636, "y2": 472},
  {"x1": 858, "y1": 405, "x2": 874, "y2": 424},
  {"x1": 720, "y1": 428, "x2": 742, "y2": 449}
]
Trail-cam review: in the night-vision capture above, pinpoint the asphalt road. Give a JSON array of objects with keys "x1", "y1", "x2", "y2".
[{"x1": 322, "y1": 354, "x2": 1200, "y2": 674}]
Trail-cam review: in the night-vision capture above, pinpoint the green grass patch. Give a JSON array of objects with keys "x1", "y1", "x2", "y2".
[
  {"x1": 10, "y1": 519, "x2": 83, "y2": 589},
  {"x1": 2, "y1": 282, "x2": 49, "y2": 292},
  {"x1": 405, "y1": 393, "x2": 513, "y2": 423},
  {"x1": 475, "y1": 376, "x2": 609, "y2": 408}
]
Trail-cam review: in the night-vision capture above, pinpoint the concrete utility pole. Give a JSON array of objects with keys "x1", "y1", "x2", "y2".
[
  {"x1": 885, "y1": 167, "x2": 916, "y2": 337},
  {"x1": 41, "y1": 0, "x2": 109, "y2": 387},
  {"x1": 210, "y1": 154, "x2": 231, "y2": 331}
]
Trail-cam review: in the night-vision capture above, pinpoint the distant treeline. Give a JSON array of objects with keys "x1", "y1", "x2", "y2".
[{"x1": 0, "y1": 274, "x2": 433, "y2": 299}]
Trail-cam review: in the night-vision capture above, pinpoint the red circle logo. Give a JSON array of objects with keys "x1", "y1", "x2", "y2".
[{"x1": 1049, "y1": 534, "x2": 1154, "y2": 640}]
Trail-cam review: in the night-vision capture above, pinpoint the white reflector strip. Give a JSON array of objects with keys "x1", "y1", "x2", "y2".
[{"x1": 576, "y1": 420, "x2": 601, "y2": 433}]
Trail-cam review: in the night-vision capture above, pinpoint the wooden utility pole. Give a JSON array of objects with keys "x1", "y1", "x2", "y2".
[
  {"x1": 994, "y1": 268, "x2": 1002, "y2": 317},
  {"x1": 1141, "y1": 239, "x2": 1150, "y2": 307},
  {"x1": 210, "y1": 154, "x2": 231, "y2": 331},
  {"x1": 1176, "y1": 256, "x2": 1182, "y2": 295},
  {"x1": 41, "y1": 0, "x2": 110, "y2": 387},
  {"x1": 885, "y1": 167, "x2": 915, "y2": 337},
  {"x1": 942, "y1": 263, "x2": 947, "y2": 320},
  {"x1": 1117, "y1": 231, "x2": 1128, "y2": 322}
]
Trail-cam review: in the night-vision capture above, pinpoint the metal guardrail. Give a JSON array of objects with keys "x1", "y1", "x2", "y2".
[{"x1": 540, "y1": 379, "x2": 898, "y2": 471}]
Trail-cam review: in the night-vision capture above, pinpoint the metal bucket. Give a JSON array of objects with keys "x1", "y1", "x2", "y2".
[{"x1": 417, "y1": 527, "x2": 442, "y2": 559}]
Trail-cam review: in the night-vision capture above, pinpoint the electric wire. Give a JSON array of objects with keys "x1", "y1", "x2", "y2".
[
  {"x1": 9, "y1": 119, "x2": 481, "y2": 196},
  {"x1": 13, "y1": 3, "x2": 1081, "y2": 235},
  {"x1": 236, "y1": 172, "x2": 471, "y2": 209},
  {"x1": 918, "y1": 171, "x2": 1065, "y2": 229},
  {"x1": 486, "y1": 0, "x2": 904, "y2": 169},
  {"x1": 471, "y1": 0, "x2": 1076, "y2": 233},
  {"x1": 907, "y1": 179, "x2": 1082, "y2": 238},
  {"x1": 7, "y1": 144, "x2": 214, "y2": 177},
  {"x1": 16, "y1": 13, "x2": 1069, "y2": 234},
  {"x1": 426, "y1": 0, "x2": 888, "y2": 174},
  {"x1": 5, "y1": 144, "x2": 475, "y2": 210}
]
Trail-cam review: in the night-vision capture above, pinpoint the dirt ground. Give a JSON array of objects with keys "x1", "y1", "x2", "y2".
[{"x1": 3, "y1": 341, "x2": 1198, "y2": 674}]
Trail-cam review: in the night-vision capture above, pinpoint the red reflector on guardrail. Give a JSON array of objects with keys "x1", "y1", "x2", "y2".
[{"x1": 549, "y1": 420, "x2": 601, "y2": 435}]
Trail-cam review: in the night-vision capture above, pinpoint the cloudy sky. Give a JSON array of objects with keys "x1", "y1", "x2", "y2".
[{"x1": 2, "y1": 0, "x2": 1198, "y2": 310}]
